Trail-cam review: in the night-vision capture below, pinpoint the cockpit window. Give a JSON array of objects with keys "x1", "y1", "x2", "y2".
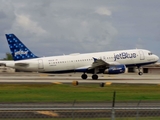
[{"x1": 148, "y1": 52, "x2": 153, "y2": 55}]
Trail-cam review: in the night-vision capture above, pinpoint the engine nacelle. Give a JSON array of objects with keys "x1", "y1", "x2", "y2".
[{"x1": 104, "y1": 64, "x2": 126, "y2": 74}]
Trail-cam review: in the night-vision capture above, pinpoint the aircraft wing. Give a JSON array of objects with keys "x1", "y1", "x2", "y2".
[{"x1": 88, "y1": 58, "x2": 120, "y2": 70}]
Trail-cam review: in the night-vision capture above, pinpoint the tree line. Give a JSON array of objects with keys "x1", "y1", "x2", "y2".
[{"x1": 1, "y1": 53, "x2": 13, "y2": 60}]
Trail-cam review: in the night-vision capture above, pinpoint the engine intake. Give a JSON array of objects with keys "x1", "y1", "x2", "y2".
[{"x1": 104, "y1": 64, "x2": 126, "y2": 74}]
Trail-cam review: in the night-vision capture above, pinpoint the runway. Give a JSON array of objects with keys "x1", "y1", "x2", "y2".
[
  {"x1": 0, "y1": 73, "x2": 160, "y2": 84},
  {"x1": 0, "y1": 103, "x2": 159, "y2": 119},
  {"x1": 0, "y1": 73, "x2": 160, "y2": 119}
]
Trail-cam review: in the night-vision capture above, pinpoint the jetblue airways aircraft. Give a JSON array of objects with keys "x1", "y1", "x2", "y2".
[{"x1": 0, "y1": 34, "x2": 159, "y2": 80}]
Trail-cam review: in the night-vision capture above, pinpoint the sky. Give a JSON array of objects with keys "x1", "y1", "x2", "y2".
[{"x1": 0, "y1": 0, "x2": 160, "y2": 59}]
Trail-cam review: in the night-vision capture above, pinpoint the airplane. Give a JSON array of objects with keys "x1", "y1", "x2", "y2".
[{"x1": 0, "y1": 34, "x2": 159, "y2": 80}]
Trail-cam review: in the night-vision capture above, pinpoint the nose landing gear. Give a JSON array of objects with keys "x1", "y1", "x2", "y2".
[
  {"x1": 137, "y1": 67, "x2": 143, "y2": 75},
  {"x1": 138, "y1": 71, "x2": 143, "y2": 75}
]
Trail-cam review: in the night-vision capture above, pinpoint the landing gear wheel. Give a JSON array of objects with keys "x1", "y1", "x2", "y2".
[
  {"x1": 81, "y1": 74, "x2": 88, "y2": 79},
  {"x1": 138, "y1": 72, "x2": 143, "y2": 75},
  {"x1": 137, "y1": 66, "x2": 143, "y2": 76},
  {"x1": 92, "y1": 74, "x2": 98, "y2": 80}
]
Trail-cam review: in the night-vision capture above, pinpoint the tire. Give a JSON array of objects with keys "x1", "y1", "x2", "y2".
[
  {"x1": 92, "y1": 74, "x2": 98, "y2": 80},
  {"x1": 138, "y1": 72, "x2": 143, "y2": 75},
  {"x1": 81, "y1": 74, "x2": 87, "y2": 79}
]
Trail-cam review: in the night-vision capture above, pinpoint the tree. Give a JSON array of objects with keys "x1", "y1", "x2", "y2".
[{"x1": 3, "y1": 53, "x2": 13, "y2": 60}]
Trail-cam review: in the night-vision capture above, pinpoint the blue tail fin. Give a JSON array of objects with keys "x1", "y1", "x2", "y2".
[{"x1": 5, "y1": 34, "x2": 38, "y2": 61}]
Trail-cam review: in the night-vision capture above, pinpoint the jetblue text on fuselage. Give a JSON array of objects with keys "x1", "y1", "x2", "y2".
[
  {"x1": 14, "y1": 50, "x2": 28, "y2": 56},
  {"x1": 114, "y1": 52, "x2": 136, "y2": 61}
]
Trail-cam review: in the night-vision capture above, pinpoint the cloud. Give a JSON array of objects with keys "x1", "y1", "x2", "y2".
[
  {"x1": 13, "y1": 13, "x2": 47, "y2": 36},
  {"x1": 95, "y1": 7, "x2": 112, "y2": 16},
  {"x1": 0, "y1": 0, "x2": 160, "y2": 58}
]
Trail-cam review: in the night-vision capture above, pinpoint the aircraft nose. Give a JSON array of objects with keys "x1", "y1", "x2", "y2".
[{"x1": 155, "y1": 55, "x2": 159, "y2": 62}]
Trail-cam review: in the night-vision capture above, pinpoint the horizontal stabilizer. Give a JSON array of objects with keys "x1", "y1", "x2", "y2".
[{"x1": 15, "y1": 63, "x2": 29, "y2": 67}]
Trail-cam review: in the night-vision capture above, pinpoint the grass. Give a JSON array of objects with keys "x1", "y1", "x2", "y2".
[{"x1": 0, "y1": 83, "x2": 160, "y2": 102}]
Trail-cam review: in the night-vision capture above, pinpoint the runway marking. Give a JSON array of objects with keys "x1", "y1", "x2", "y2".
[
  {"x1": 52, "y1": 82, "x2": 62, "y2": 84},
  {"x1": 36, "y1": 111, "x2": 59, "y2": 117}
]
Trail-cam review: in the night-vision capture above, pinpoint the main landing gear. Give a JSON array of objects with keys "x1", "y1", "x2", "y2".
[
  {"x1": 81, "y1": 73, "x2": 88, "y2": 79},
  {"x1": 81, "y1": 68, "x2": 99, "y2": 80},
  {"x1": 81, "y1": 73, "x2": 99, "y2": 80},
  {"x1": 138, "y1": 67, "x2": 143, "y2": 75},
  {"x1": 92, "y1": 74, "x2": 98, "y2": 80}
]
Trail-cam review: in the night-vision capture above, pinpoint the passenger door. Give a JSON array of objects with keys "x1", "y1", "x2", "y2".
[{"x1": 139, "y1": 50, "x2": 145, "y2": 60}]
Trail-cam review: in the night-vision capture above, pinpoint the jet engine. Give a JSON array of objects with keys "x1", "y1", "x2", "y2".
[{"x1": 104, "y1": 64, "x2": 126, "y2": 74}]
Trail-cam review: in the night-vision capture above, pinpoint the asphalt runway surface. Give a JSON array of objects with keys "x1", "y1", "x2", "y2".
[
  {"x1": 0, "y1": 73, "x2": 160, "y2": 119},
  {"x1": 0, "y1": 72, "x2": 160, "y2": 84},
  {"x1": 0, "y1": 105, "x2": 160, "y2": 119},
  {"x1": 0, "y1": 102, "x2": 160, "y2": 119}
]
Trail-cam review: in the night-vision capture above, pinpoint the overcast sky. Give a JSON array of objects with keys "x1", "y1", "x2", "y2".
[{"x1": 0, "y1": 0, "x2": 160, "y2": 59}]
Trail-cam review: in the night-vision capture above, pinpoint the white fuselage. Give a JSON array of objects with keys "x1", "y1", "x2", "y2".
[{"x1": 3, "y1": 49, "x2": 159, "y2": 73}]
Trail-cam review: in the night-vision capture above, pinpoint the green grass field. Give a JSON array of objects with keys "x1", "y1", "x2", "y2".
[{"x1": 0, "y1": 83, "x2": 160, "y2": 102}]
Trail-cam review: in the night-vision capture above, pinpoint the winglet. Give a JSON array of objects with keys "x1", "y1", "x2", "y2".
[
  {"x1": 93, "y1": 57, "x2": 98, "y2": 62},
  {"x1": 5, "y1": 34, "x2": 38, "y2": 61}
]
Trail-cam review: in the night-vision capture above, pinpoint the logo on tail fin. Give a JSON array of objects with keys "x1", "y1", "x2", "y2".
[{"x1": 14, "y1": 50, "x2": 28, "y2": 56}]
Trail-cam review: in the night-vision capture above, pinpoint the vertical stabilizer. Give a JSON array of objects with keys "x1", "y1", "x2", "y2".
[{"x1": 5, "y1": 34, "x2": 38, "y2": 61}]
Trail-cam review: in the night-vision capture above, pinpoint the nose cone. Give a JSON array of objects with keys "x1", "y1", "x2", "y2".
[{"x1": 155, "y1": 55, "x2": 159, "y2": 62}]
